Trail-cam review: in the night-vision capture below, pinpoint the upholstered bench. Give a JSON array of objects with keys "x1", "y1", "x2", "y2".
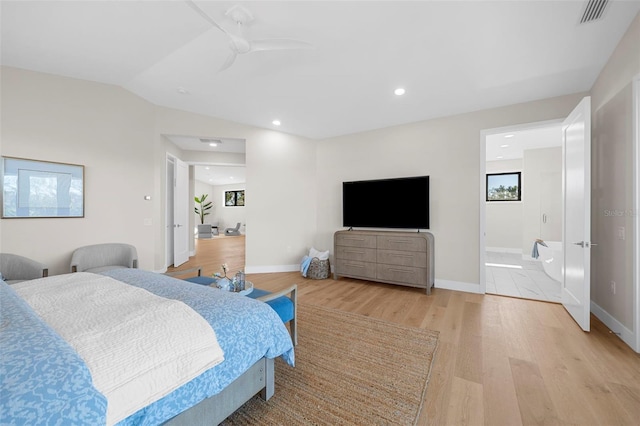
[{"x1": 166, "y1": 267, "x2": 297, "y2": 345}]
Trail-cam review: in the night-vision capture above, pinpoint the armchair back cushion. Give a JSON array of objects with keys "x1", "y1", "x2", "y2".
[
  {"x1": 0, "y1": 253, "x2": 48, "y2": 284},
  {"x1": 70, "y1": 243, "x2": 138, "y2": 273}
]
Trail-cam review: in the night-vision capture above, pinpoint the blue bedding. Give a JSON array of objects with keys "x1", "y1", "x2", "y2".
[
  {"x1": 0, "y1": 282, "x2": 108, "y2": 425},
  {"x1": 0, "y1": 269, "x2": 294, "y2": 426}
]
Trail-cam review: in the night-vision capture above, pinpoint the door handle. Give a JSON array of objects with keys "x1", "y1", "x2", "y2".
[
  {"x1": 542, "y1": 213, "x2": 547, "y2": 224},
  {"x1": 573, "y1": 241, "x2": 598, "y2": 248}
]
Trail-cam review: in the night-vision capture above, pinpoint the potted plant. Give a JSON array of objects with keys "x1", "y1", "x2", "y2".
[{"x1": 195, "y1": 194, "x2": 213, "y2": 237}]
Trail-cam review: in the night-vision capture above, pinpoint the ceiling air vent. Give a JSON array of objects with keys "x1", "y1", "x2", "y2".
[{"x1": 579, "y1": 0, "x2": 609, "y2": 24}]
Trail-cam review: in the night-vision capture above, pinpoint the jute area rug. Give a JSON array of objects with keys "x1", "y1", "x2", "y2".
[{"x1": 222, "y1": 303, "x2": 439, "y2": 425}]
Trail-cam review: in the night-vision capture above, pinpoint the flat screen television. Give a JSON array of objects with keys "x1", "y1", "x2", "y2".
[{"x1": 342, "y1": 176, "x2": 430, "y2": 229}]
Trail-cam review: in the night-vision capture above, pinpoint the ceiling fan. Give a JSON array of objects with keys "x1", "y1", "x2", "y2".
[{"x1": 185, "y1": 0, "x2": 314, "y2": 71}]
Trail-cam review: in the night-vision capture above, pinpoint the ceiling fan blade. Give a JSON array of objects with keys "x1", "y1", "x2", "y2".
[
  {"x1": 185, "y1": 0, "x2": 229, "y2": 36},
  {"x1": 249, "y1": 39, "x2": 314, "y2": 52},
  {"x1": 219, "y1": 51, "x2": 237, "y2": 72}
]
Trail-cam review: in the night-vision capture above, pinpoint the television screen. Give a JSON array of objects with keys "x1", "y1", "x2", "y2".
[{"x1": 342, "y1": 176, "x2": 429, "y2": 229}]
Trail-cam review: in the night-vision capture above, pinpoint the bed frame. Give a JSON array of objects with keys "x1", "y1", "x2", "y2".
[{"x1": 163, "y1": 357, "x2": 274, "y2": 425}]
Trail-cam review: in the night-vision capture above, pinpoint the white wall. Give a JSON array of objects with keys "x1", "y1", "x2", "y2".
[
  {"x1": 485, "y1": 159, "x2": 523, "y2": 252},
  {"x1": 212, "y1": 183, "x2": 246, "y2": 233},
  {"x1": 1, "y1": 67, "x2": 156, "y2": 275},
  {"x1": 193, "y1": 179, "x2": 247, "y2": 233},
  {"x1": 590, "y1": 12, "x2": 639, "y2": 345},
  {"x1": 246, "y1": 132, "x2": 318, "y2": 271},
  {"x1": 1, "y1": 67, "x2": 316, "y2": 274},
  {"x1": 522, "y1": 147, "x2": 562, "y2": 255},
  {"x1": 153, "y1": 106, "x2": 316, "y2": 272},
  {"x1": 315, "y1": 93, "x2": 586, "y2": 290}
]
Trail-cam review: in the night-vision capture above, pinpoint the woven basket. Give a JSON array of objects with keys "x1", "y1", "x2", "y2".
[{"x1": 308, "y1": 257, "x2": 330, "y2": 280}]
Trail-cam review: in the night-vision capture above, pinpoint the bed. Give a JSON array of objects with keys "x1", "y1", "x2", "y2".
[{"x1": 0, "y1": 268, "x2": 295, "y2": 425}]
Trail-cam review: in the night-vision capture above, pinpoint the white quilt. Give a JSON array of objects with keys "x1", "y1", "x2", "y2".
[{"x1": 14, "y1": 272, "x2": 224, "y2": 425}]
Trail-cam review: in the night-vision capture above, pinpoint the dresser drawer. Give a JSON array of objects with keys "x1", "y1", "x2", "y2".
[
  {"x1": 377, "y1": 249, "x2": 427, "y2": 268},
  {"x1": 336, "y1": 246, "x2": 377, "y2": 262},
  {"x1": 377, "y1": 235, "x2": 426, "y2": 252},
  {"x1": 336, "y1": 261, "x2": 376, "y2": 280},
  {"x1": 335, "y1": 233, "x2": 377, "y2": 248},
  {"x1": 377, "y1": 264, "x2": 427, "y2": 286}
]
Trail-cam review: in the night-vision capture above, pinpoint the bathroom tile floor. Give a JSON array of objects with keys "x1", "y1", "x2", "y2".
[{"x1": 485, "y1": 251, "x2": 561, "y2": 303}]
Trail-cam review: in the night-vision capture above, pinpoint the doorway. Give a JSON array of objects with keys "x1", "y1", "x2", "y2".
[
  {"x1": 193, "y1": 164, "x2": 246, "y2": 236},
  {"x1": 163, "y1": 135, "x2": 247, "y2": 270},
  {"x1": 481, "y1": 120, "x2": 564, "y2": 303}
]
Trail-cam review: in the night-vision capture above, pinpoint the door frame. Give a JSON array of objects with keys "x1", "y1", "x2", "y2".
[
  {"x1": 165, "y1": 156, "x2": 175, "y2": 268},
  {"x1": 633, "y1": 73, "x2": 640, "y2": 351},
  {"x1": 479, "y1": 119, "x2": 564, "y2": 295}
]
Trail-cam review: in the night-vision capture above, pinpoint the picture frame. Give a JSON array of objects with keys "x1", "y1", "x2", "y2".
[
  {"x1": 224, "y1": 190, "x2": 245, "y2": 207},
  {"x1": 1, "y1": 156, "x2": 85, "y2": 218},
  {"x1": 486, "y1": 172, "x2": 521, "y2": 202}
]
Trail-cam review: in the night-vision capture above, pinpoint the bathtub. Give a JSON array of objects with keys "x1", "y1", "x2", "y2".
[{"x1": 537, "y1": 240, "x2": 563, "y2": 283}]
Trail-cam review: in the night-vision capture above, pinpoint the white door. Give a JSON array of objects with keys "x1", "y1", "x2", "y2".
[
  {"x1": 173, "y1": 158, "x2": 189, "y2": 267},
  {"x1": 562, "y1": 96, "x2": 592, "y2": 331},
  {"x1": 166, "y1": 158, "x2": 175, "y2": 266},
  {"x1": 540, "y1": 171, "x2": 562, "y2": 241}
]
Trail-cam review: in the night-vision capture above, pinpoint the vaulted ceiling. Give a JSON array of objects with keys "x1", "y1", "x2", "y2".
[{"x1": 2, "y1": 1, "x2": 639, "y2": 140}]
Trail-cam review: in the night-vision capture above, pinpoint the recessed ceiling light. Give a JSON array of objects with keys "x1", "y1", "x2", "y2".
[
  {"x1": 496, "y1": 156, "x2": 504, "y2": 159},
  {"x1": 205, "y1": 167, "x2": 210, "y2": 170},
  {"x1": 500, "y1": 144, "x2": 509, "y2": 148},
  {"x1": 209, "y1": 142, "x2": 218, "y2": 147},
  {"x1": 394, "y1": 88, "x2": 406, "y2": 96},
  {"x1": 176, "y1": 87, "x2": 189, "y2": 95},
  {"x1": 272, "y1": 120, "x2": 281, "y2": 126},
  {"x1": 229, "y1": 176, "x2": 234, "y2": 179},
  {"x1": 504, "y1": 134, "x2": 515, "y2": 138}
]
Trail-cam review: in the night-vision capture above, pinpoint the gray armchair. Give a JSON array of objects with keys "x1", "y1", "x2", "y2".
[
  {"x1": 225, "y1": 222, "x2": 241, "y2": 236},
  {"x1": 0, "y1": 253, "x2": 48, "y2": 284},
  {"x1": 70, "y1": 243, "x2": 138, "y2": 273}
]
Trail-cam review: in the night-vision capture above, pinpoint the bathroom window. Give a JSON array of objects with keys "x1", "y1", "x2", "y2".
[{"x1": 486, "y1": 172, "x2": 521, "y2": 202}]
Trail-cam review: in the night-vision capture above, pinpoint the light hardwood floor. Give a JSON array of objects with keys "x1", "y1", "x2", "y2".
[{"x1": 169, "y1": 236, "x2": 640, "y2": 425}]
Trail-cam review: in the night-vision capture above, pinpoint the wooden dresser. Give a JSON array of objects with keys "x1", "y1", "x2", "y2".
[{"x1": 333, "y1": 230, "x2": 435, "y2": 294}]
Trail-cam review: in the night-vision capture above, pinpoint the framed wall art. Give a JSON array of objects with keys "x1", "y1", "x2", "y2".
[{"x1": 1, "y1": 156, "x2": 85, "y2": 218}]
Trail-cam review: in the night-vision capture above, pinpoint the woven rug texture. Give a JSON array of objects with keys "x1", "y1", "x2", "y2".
[{"x1": 221, "y1": 303, "x2": 439, "y2": 425}]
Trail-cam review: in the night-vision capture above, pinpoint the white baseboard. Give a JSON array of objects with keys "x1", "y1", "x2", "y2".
[
  {"x1": 485, "y1": 247, "x2": 523, "y2": 254},
  {"x1": 591, "y1": 301, "x2": 638, "y2": 353},
  {"x1": 245, "y1": 264, "x2": 299, "y2": 274},
  {"x1": 435, "y1": 279, "x2": 482, "y2": 294}
]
